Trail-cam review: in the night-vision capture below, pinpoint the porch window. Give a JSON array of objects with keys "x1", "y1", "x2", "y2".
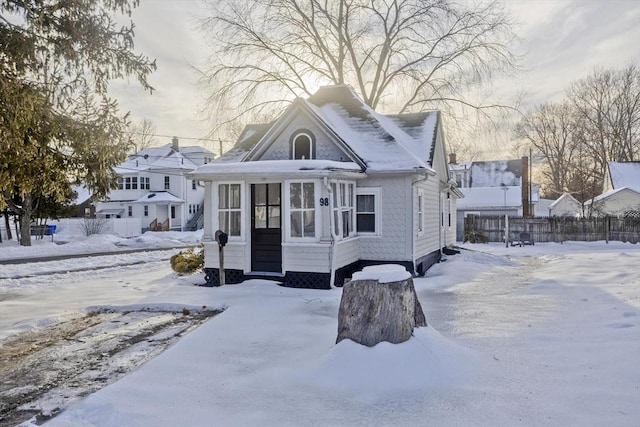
[
  {"x1": 164, "y1": 176, "x2": 170, "y2": 190},
  {"x1": 356, "y1": 188, "x2": 380, "y2": 234},
  {"x1": 289, "y1": 182, "x2": 315, "y2": 238},
  {"x1": 291, "y1": 132, "x2": 313, "y2": 160},
  {"x1": 219, "y1": 183, "x2": 241, "y2": 236},
  {"x1": 418, "y1": 190, "x2": 424, "y2": 234},
  {"x1": 331, "y1": 181, "x2": 355, "y2": 239}
]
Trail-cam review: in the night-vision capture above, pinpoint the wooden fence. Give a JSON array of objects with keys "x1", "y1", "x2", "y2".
[{"x1": 464, "y1": 215, "x2": 640, "y2": 244}]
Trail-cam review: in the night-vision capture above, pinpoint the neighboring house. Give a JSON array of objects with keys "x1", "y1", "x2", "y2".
[
  {"x1": 449, "y1": 157, "x2": 539, "y2": 240},
  {"x1": 587, "y1": 187, "x2": 640, "y2": 217},
  {"x1": 95, "y1": 138, "x2": 214, "y2": 232},
  {"x1": 548, "y1": 193, "x2": 582, "y2": 217},
  {"x1": 588, "y1": 161, "x2": 640, "y2": 217},
  {"x1": 603, "y1": 161, "x2": 640, "y2": 193},
  {"x1": 189, "y1": 84, "x2": 461, "y2": 289},
  {"x1": 67, "y1": 185, "x2": 94, "y2": 217}
]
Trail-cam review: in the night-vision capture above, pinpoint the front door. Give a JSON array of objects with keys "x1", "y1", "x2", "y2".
[{"x1": 251, "y1": 183, "x2": 282, "y2": 272}]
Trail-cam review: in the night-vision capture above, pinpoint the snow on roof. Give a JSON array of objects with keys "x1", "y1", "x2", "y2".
[
  {"x1": 458, "y1": 186, "x2": 522, "y2": 209},
  {"x1": 132, "y1": 191, "x2": 184, "y2": 204},
  {"x1": 449, "y1": 161, "x2": 472, "y2": 172},
  {"x1": 213, "y1": 85, "x2": 439, "y2": 174},
  {"x1": 469, "y1": 160, "x2": 522, "y2": 187},
  {"x1": 549, "y1": 193, "x2": 580, "y2": 209},
  {"x1": 71, "y1": 185, "x2": 92, "y2": 205},
  {"x1": 115, "y1": 144, "x2": 204, "y2": 174},
  {"x1": 589, "y1": 186, "x2": 640, "y2": 203},
  {"x1": 608, "y1": 161, "x2": 640, "y2": 192},
  {"x1": 191, "y1": 159, "x2": 364, "y2": 179}
]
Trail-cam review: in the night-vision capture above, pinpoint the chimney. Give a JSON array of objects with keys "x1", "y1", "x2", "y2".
[
  {"x1": 449, "y1": 153, "x2": 457, "y2": 164},
  {"x1": 522, "y1": 156, "x2": 530, "y2": 217},
  {"x1": 172, "y1": 136, "x2": 179, "y2": 152}
]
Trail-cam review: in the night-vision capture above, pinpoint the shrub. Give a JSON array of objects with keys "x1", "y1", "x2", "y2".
[
  {"x1": 463, "y1": 229, "x2": 487, "y2": 243},
  {"x1": 170, "y1": 247, "x2": 204, "y2": 274}
]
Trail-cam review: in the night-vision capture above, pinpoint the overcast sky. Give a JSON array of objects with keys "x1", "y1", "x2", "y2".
[{"x1": 108, "y1": 0, "x2": 640, "y2": 154}]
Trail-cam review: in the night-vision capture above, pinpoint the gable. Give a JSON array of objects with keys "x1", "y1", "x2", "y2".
[{"x1": 252, "y1": 108, "x2": 355, "y2": 163}]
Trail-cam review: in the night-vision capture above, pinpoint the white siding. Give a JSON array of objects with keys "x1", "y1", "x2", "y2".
[
  {"x1": 414, "y1": 175, "x2": 441, "y2": 258},
  {"x1": 258, "y1": 112, "x2": 349, "y2": 162},
  {"x1": 203, "y1": 242, "x2": 249, "y2": 270},
  {"x1": 282, "y1": 243, "x2": 332, "y2": 273},
  {"x1": 333, "y1": 238, "x2": 359, "y2": 269},
  {"x1": 357, "y1": 176, "x2": 412, "y2": 261},
  {"x1": 594, "y1": 189, "x2": 640, "y2": 216}
]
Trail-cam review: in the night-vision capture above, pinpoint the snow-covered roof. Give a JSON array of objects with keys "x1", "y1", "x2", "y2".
[
  {"x1": 189, "y1": 159, "x2": 364, "y2": 180},
  {"x1": 449, "y1": 162, "x2": 472, "y2": 172},
  {"x1": 457, "y1": 186, "x2": 522, "y2": 209},
  {"x1": 589, "y1": 186, "x2": 640, "y2": 203},
  {"x1": 549, "y1": 193, "x2": 580, "y2": 209},
  {"x1": 115, "y1": 144, "x2": 209, "y2": 174},
  {"x1": 71, "y1": 185, "x2": 92, "y2": 205},
  {"x1": 210, "y1": 85, "x2": 439, "y2": 174},
  {"x1": 607, "y1": 161, "x2": 640, "y2": 192},
  {"x1": 132, "y1": 191, "x2": 184, "y2": 204}
]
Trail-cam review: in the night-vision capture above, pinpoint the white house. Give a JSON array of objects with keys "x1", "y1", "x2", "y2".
[
  {"x1": 189, "y1": 85, "x2": 461, "y2": 289},
  {"x1": 588, "y1": 161, "x2": 640, "y2": 217},
  {"x1": 95, "y1": 138, "x2": 214, "y2": 232},
  {"x1": 449, "y1": 157, "x2": 539, "y2": 240},
  {"x1": 548, "y1": 193, "x2": 582, "y2": 217}
]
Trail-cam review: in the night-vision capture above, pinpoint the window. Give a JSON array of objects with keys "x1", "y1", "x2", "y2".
[
  {"x1": 219, "y1": 183, "x2": 241, "y2": 236},
  {"x1": 128, "y1": 206, "x2": 133, "y2": 217},
  {"x1": 132, "y1": 177, "x2": 138, "y2": 190},
  {"x1": 171, "y1": 206, "x2": 176, "y2": 219},
  {"x1": 289, "y1": 182, "x2": 315, "y2": 238},
  {"x1": 417, "y1": 191, "x2": 424, "y2": 234},
  {"x1": 125, "y1": 177, "x2": 131, "y2": 190},
  {"x1": 331, "y1": 181, "x2": 355, "y2": 239},
  {"x1": 291, "y1": 132, "x2": 313, "y2": 160},
  {"x1": 141, "y1": 177, "x2": 150, "y2": 190},
  {"x1": 192, "y1": 180, "x2": 197, "y2": 190},
  {"x1": 356, "y1": 188, "x2": 380, "y2": 234},
  {"x1": 144, "y1": 205, "x2": 148, "y2": 217},
  {"x1": 117, "y1": 177, "x2": 124, "y2": 190},
  {"x1": 164, "y1": 176, "x2": 170, "y2": 190}
]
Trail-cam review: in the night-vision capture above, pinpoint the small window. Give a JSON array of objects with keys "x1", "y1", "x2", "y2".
[
  {"x1": 128, "y1": 206, "x2": 133, "y2": 217},
  {"x1": 144, "y1": 205, "x2": 148, "y2": 217},
  {"x1": 132, "y1": 177, "x2": 138, "y2": 190},
  {"x1": 117, "y1": 177, "x2": 124, "y2": 190},
  {"x1": 164, "y1": 176, "x2": 170, "y2": 190},
  {"x1": 171, "y1": 206, "x2": 176, "y2": 219},
  {"x1": 291, "y1": 132, "x2": 313, "y2": 160},
  {"x1": 356, "y1": 189, "x2": 379, "y2": 234},
  {"x1": 192, "y1": 180, "x2": 197, "y2": 190},
  {"x1": 125, "y1": 177, "x2": 131, "y2": 190},
  {"x1": 289, "y1": 181, "x2": 315, "y2": 238},
  {"x1": 219, "y1": 183, "x2": 242, "y2": 236}
]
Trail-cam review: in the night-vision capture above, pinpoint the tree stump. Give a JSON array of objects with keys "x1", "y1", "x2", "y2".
[{"x1": 336, "y1": 265, "x2": 427, "y2": 347}]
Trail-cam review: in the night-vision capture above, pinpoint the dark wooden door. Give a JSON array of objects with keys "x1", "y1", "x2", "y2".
[{"x1": 251, "y1": 183, "x2": 282, "y2": 272}]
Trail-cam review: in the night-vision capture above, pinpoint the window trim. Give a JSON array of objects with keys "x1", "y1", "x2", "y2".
[
  {"x1": 216, "y1": 182, "x2": 244, "y2": 240},
  {"x1": 164, "y1": 176, "x2": 170, "y2": 190},
  {"x1": 286, "y1": 179, "x2": 318, "y2": 242},
  {"x1": 356, "y1": 187, "x2": 381, "y2": 236},
  {"x1": 290, "y1": 130, "x2": 315, "y2": 160}
]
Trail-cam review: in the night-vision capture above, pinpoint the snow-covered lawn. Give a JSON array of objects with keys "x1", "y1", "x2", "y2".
[{"x1": 1, "y1": 237, "x2": 638, "y2": 426}]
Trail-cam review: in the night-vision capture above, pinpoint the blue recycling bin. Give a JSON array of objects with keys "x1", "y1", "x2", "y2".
[{"x1": 48, "y1": 225, "x2": 56, "y2": 241}]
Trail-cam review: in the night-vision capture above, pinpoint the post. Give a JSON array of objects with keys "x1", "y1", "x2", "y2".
[
  {"x1": 218, "y1": 245, "x2": 225, "y2": 285},
  {"x1": 505, "y1": 214, "x2": 509, "y2": 248}
]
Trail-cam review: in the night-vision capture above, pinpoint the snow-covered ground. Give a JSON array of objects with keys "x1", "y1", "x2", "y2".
[{"x1": 1, "y1": 236, "x2": 638, "y2": 426}]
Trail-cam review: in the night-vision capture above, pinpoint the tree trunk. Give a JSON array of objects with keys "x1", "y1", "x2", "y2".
[
  {"x1": 336, "y1": 275, "x2": 427, "y2": 347},
  {"x1": 4, "y1": 210, "x2": 13, "y2": 240},
  {"x1": 19, "y1": 193, "x2": 33, "y2": 246}
]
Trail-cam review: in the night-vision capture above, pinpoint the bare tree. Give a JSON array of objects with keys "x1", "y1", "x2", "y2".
[
  {"x1": 199, "y1": 0, "x2": 519, "y2": 136},
  {"x1": 127, "y1": 118, "x2": 158, "y2": 153},
  {"x1": 515, "y1": 102, "x2": 578, "y2": 197},
  {"x1": 568, "y1": 64, "x2": 640, "y2": 181}
]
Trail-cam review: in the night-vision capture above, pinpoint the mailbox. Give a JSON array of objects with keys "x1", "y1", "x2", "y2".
[{"x1": 215, "y1": 230, "x2": 228, "y2": 247}]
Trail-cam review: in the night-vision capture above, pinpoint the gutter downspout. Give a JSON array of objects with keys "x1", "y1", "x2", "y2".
[{"x1": 324, "y1": 177, "x2": 338, "y2": 288}]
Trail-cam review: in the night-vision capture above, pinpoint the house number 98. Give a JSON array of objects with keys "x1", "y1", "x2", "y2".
[{"x1": 319, "y1": 197, "x2": 329, "y2": 206}]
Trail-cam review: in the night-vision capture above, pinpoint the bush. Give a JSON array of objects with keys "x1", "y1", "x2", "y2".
[
  {"x1": 170, "y1": 247, "x2": 204, "y2": 274},
  {"x1": 463, "y1": 229, "x2": 487, "y2": 243}
]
